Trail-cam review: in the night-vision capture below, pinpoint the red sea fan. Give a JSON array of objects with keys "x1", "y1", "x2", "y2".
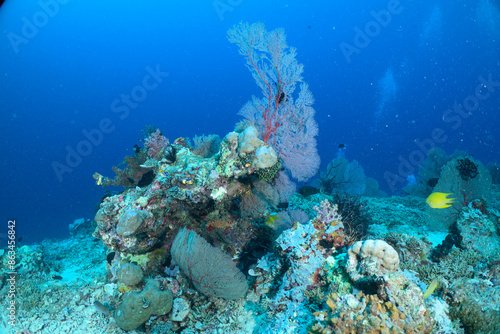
[{"x1": 228, "y1": 22, "x2": 320, "y2": 182}]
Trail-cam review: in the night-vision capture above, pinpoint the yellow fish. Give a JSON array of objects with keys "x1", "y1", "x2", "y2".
[
  {"x1": 93, "y1": 172, "x2": 103, "y2": 186},
  {"x1": 423, "y1": 278, "x2": 438, "y2": 298},
  {"x1": 265, "y1": 215, "x2": 282, "y2": 229},
  {"x1": 426, "y1": 192, "x2": 455, "y2": 209}
]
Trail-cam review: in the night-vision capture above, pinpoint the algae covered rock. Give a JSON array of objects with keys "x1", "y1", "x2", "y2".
[
  {"x1": 115, "y1": 279, "x2": 173, "y2": 331},
  {"x1": 117, "y1": 263, "x2": 143, "y2": 286}
]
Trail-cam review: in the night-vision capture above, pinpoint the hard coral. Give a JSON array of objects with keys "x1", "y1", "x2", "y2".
[
  {"x1": 310, "y1": 290, "x2": 434, "y2": 334},
  {"x1": 115, "y1": 279, "x2": 173, "y2": 331},
  {"x1": 346, "y1": 240, "x2": 400, "y2": 296},
  {"x1": 117, "y1": 263, "x2": 143, "y2": 286}
]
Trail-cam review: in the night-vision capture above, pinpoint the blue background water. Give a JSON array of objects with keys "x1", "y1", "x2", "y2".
[{"x1": 1, "y1": 0, "x2": 499, "y2": 245}]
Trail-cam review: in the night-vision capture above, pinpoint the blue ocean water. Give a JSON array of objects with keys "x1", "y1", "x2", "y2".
[{"x1": 0, "y1": 0, "x2": 499, "y2": 245}]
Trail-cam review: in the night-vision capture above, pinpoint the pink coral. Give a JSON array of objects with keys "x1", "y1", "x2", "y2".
[{"x1": 144, "y1": 129, "x2": 169, "y2": 158}]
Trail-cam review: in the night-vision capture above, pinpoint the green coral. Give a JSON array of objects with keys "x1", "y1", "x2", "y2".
[{"x1": 255, "y1": 159, "x2": 281, "y2": 181}]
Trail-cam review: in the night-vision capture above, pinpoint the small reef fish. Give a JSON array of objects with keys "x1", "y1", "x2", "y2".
[
  {"x1": 93, "y1": 172, "x2": 104, "y2": 186},
  {"x1": 182, "y1": 178, "x2": 194, "y2": 185},
  {"x1": 426, "y1": 192, "x2": 456, "y2": 209},
  {"x1": 423, "y1": 278, "x2": 438, "y2": 298},
  {"x1": 94, "y1": 301, "x2": 111, "y2": 316},
  {"x1": 266, "y1": 214, "x2": 283, "y2": 229}
]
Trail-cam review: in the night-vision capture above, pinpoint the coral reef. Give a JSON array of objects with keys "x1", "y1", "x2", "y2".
[
  {"x1": 93, "y1": 126, "x2": 280, "y2": 255},
  {"x1": 448, "y1": 278, "x2": 500, "y2": 334},
  {"x1": 13, "y1": 245, "x2": 44, "y2": 275},
  {"x1": 309, "y1": 239, "x2": 435, "y2": 334},
  {"x1": 456, "y1": 199, "x2": 500, "y2": 259},
  {"x1": 2, "y1": 176, "x2": 498, "y2": 333},
  {"x1": 331, "y1": 192, "x2": 371, "y2": 241},
  {"x1": 310, "y1": 290, "x2": 434, "y2": 334},
  {"x1": 10, "y1": 22, "x2": 500, "y2": 334}
]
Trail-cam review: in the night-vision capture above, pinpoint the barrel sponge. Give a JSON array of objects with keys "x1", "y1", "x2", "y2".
[
  {"x1": 347, "y1": 240, "x2": 400, "y2": 281},
  {"x1": 117, "y1": 263, "x2": 143, "y2": 286},
  {"x1": 116, "y1": 209, "x2": 148, "y2": 237},
  {"x1": 115, "y1": 279, "x2": 173, "y2": 331}
]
